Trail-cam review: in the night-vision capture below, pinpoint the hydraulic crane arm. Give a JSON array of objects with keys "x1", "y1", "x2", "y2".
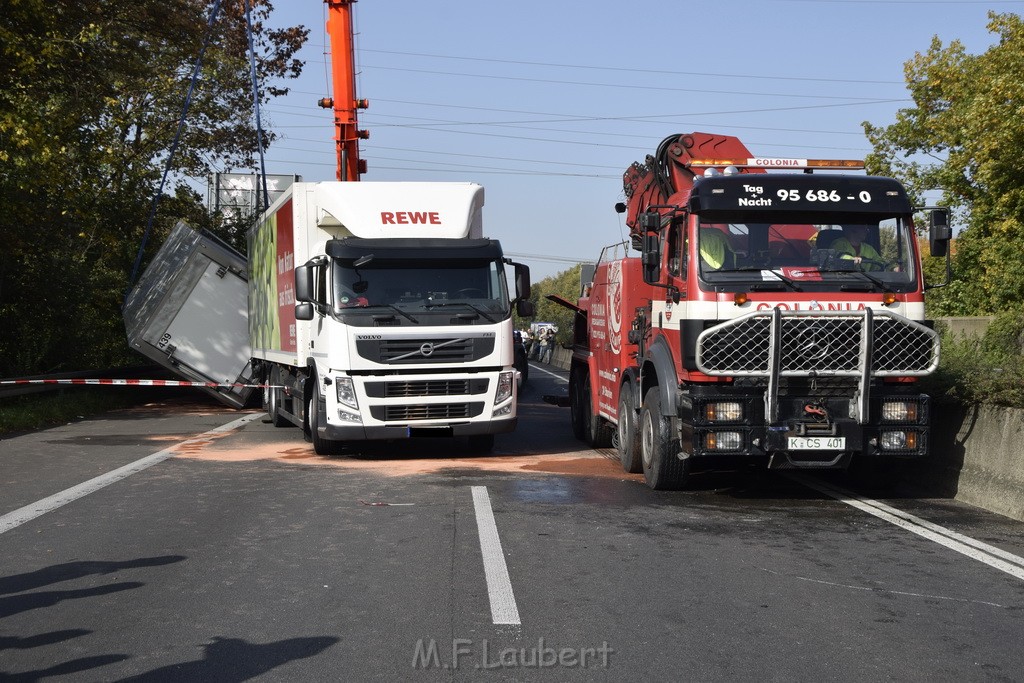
[
  {"x1": 620, "y1": 133, "x2": 760, "y2": 235},
  {"x1": 323, "y1": 0, "x2": 368, "y2": 181}
]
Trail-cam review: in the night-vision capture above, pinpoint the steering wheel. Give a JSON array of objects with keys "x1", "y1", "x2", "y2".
[
  {"x1": 860, "y1": 257, "x2": 895, "y2": 271},
  {"x1": 455, "y1": 288, "x2": 485, "y2": 298}
]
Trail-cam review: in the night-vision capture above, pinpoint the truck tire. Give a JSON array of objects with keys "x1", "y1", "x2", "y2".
[
  {"x1": 617, "y1": 384, "x2": 642, "y2": 473},
  {"x1": 640, "y1": 387, "x2": 688, "y2": 490},
  {"x1": 587, "y1": 385, "x2": 614, "y2": 449},
  {"x1": 309, "y1": 386, "x2": 345, "y2": 456},
  {"x1": 577, "y1": 371, "x2": 613, "y2": 448},
  {"x1": 265, "y1": 367, "x2": 289, "y2": 428}
]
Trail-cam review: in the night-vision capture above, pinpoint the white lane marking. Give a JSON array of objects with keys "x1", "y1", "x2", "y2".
[
  {"x1": 471, "y1": 486, "x2": 521, "y2": 625},
  {"x1": 529, "y1": 362, "x2": 568, "y2": 383},
  {"x1": 790, "y1": 473, "x2": 1024, "y2": 582},
  {"x1": 0, "y1": 413, "x2": 262, "y2": 535}
]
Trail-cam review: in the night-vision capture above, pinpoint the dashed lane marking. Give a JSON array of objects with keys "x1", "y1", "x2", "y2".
[{"x1": 471, "y1": 486, "x2": 522, "y2": 625}]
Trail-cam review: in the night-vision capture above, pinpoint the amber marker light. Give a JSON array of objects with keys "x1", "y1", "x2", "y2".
[
  {"x1": 734, "y1": 292, "x2": 749, "y2": 306},
  {"x1": 882, "y1": 292, "x2": 898, "y2": 306}
]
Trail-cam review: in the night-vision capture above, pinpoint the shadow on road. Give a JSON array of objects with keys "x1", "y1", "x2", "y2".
[
  {"x1": 0, "y1": 556, "x2": 186, "y2": 596},
  {"x1": 113, "y1": 635, "x2": 340, "y2": 683}
]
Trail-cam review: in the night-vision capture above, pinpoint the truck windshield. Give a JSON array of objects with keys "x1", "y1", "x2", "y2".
[
  {"x1": 696, "y1": 218, "x2": 917, "y2": 291},
  {"x1": 330, "y1": 258, "x2": 511, "y2": 322}
]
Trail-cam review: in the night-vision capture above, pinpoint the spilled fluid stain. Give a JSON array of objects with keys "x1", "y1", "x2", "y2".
[
  {"x1": 279, "y1": 448, "x2": 316, "y2": 460},
  {"x1": 129, "y1": 403, "x2": 645, "y2": 482},
  {"x1": 521, "y1": 457, "x2": 641, "y2": 479},
  {"x1": 173, "y1": 436, "x2": 645, "y2": 482}
]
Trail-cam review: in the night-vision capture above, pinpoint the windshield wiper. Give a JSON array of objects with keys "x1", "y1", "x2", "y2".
[
  {"x1": 424, "y1": 301, "x2": 497, "y2": 323},
  {"x1": 842, "y1": 269, "x2": 890, "y2": 292},
  {"x1": 359, "y1": 304, "x2": 419, "y2": 324},
  {"x1": 718, "y1": 266, "x2": 803, "y2": 291}
]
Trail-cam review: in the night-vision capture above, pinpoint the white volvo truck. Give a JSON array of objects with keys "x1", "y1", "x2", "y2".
[{"x1": 248, "y1": 180, "x2": 533, "y2": 454}]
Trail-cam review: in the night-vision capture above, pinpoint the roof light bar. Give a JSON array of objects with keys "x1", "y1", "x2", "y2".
[{"x1": 689, "y1": 158, "x2": 865, "y2": 170}]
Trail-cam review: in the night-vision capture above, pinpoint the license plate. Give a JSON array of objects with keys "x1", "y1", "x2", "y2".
[{"x1": 788, "y1": 436, "x2": 846, "y2": 450}]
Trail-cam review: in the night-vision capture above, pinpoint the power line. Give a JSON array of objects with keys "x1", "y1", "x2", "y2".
[
  {"x1": 342, "y1": 103, "x2": 896, "y2": 152},
  {"x1": 355, "y1": 114, "x2": 871, "y2": 153},
  {"x1": 361, "y1": 64, "x2": 904, "y2": 100},
  {"x1": 270, "y1": 140, "x2": 627, "y2": 169},
  {"x1": 353, "y1": 48, "x2": 907, "y2": 85},
  {"x1": 262, "y1": 100, "x2": 878, "y2": 143},
  {"x1": 368, "y1": 99, "x2": 874, "y2": 136},
  {"x1": 504, "y1": 252, "x2": 594, "y2": 265}
]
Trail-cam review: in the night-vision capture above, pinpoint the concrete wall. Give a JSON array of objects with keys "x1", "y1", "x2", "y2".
[
  {"x1": 549, "y1": 345, "x2": 572, "y2": 371},
  {"x1": 907, "y1": 402, "x2": 1024, "y2": 522},
  {"x1": 934, "y1": 316, "x2": 995, "y2": 338}
]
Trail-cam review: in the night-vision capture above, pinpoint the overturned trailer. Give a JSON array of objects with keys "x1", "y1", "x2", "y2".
[{"x1": 122, "y1": 221, "x2": 257, "y2": 409}]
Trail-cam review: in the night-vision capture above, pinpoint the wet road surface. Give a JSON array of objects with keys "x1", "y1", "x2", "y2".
[{"x1": 2, "y1": 364, "x2": 1024, "y2": 681}]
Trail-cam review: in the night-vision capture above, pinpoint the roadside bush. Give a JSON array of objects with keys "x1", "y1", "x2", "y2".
[{"x1": 922, "y1": 311, "x2": 1024, "y2": 408}]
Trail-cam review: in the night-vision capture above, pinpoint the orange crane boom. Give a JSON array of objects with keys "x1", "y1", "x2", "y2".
[{"x1": 323, "y1": 0, "x2": 368, "y2": 180}]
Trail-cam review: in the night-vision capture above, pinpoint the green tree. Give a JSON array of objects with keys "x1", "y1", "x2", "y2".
[
  {"x1": 863, "y1": 12, "x2": 1024, "y2": 316},
  {"x1": 0, "y1": 0, "x2": 306, "y2": 376},
  {"x1": 516, "y1": 264, "x2": 587, "y2": 346}
]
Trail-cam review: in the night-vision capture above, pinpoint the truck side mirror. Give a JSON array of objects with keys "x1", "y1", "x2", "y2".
[
  {"x1": 514, "y1": 262, "x2": 531, "y2": 300},
  {"x1": 295, "y1": 303, "x2": 315, "y2": 321},
  {"x1": 641, "y1": 233, "x2": 661, "y2": 284},
  {"x1": 295, "y1": 263, "x2": 315, "y2": 303},
  {"x1": 640, "y1": 211, "x2": 661, "y2": 232},
  {"x1": 516, "y1": 299, "x2": 535, "y2": 318},
  {"x1": 929, "y1": 208, "x2": 951, "y2": 258}
]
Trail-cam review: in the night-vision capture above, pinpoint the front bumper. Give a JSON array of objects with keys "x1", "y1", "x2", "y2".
[
  {"x1": 320, "y1": 368, "x2": 518, "y2": 442},
  {"x1": 679, "y1": 385, "x2": 930, "y2": 469},
  {"x1": 323, "y1": 416, "x2": 517, "y2": 441}
]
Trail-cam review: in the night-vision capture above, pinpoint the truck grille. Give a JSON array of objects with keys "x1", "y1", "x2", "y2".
[
  {"x1": 364, "y1": 378, "x2": 489, "y2": 398},
  {"x1": 696, "y1": 309, "x2": 939, "y2": 377},
  {"x1": 370, "y1": 402, "x2": 484, "y2": 421},
  {"x1": 356, "y1": 336, "x2": 495, "y2": 364}
]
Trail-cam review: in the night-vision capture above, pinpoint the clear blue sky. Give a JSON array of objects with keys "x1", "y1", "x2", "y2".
[{"x1": 246, "y1": 0, "x2": 1022, "y2": 281}]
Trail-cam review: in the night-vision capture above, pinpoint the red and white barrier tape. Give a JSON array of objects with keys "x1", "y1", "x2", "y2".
[{"x1": 0, "y1": 378, "x2": 284, "y2": 389}]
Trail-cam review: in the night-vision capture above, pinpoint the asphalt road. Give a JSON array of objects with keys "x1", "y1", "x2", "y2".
[{"x1": 2, "y1": 365, "x2": 1024, "y2": 681}]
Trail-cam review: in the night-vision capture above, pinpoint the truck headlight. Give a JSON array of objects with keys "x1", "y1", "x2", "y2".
[
  {"x1": 705, "y1": 401, "x2": 743, "y2": 422},
  {"x1": 335, "y1": 377, "x2": 358, "y2": 410},
  {"x1": 880, "y1": 430, "x2": 918, "y2": 450},
  {"x1": 881, "y1": 400, "x2": 918, "y2": 422},
  {"x1": 495, "y1": 371, "x2": 514, "y2": 404},
  {"x1": 706, "y1": 431, "x2": 743, "y2": 450}
]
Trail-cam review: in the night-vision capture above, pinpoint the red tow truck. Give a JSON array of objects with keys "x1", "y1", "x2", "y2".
[{"x1": 558, "y1": 132, "x2": 951, "y2": 489}]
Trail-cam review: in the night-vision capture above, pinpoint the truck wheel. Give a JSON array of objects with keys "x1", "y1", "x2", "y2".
[
  {"x1": 309, "y1": 388, "x2": 344, "y2": 456},
  {"x1": 265, "y1": 369, "x2": 289, "y2": 428},
  {"x1": 617, "y1": 384, "x2": 642, "y2": 473},
  {"x1": 573, "y1": 371, "x2": 612, "y2": 448},
  {"x1": 640, "y1": 387, "x2": 688, "y2": 489},
  {"x1": 586, "y1": 378, "x2": 614, "y2": 448}
]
